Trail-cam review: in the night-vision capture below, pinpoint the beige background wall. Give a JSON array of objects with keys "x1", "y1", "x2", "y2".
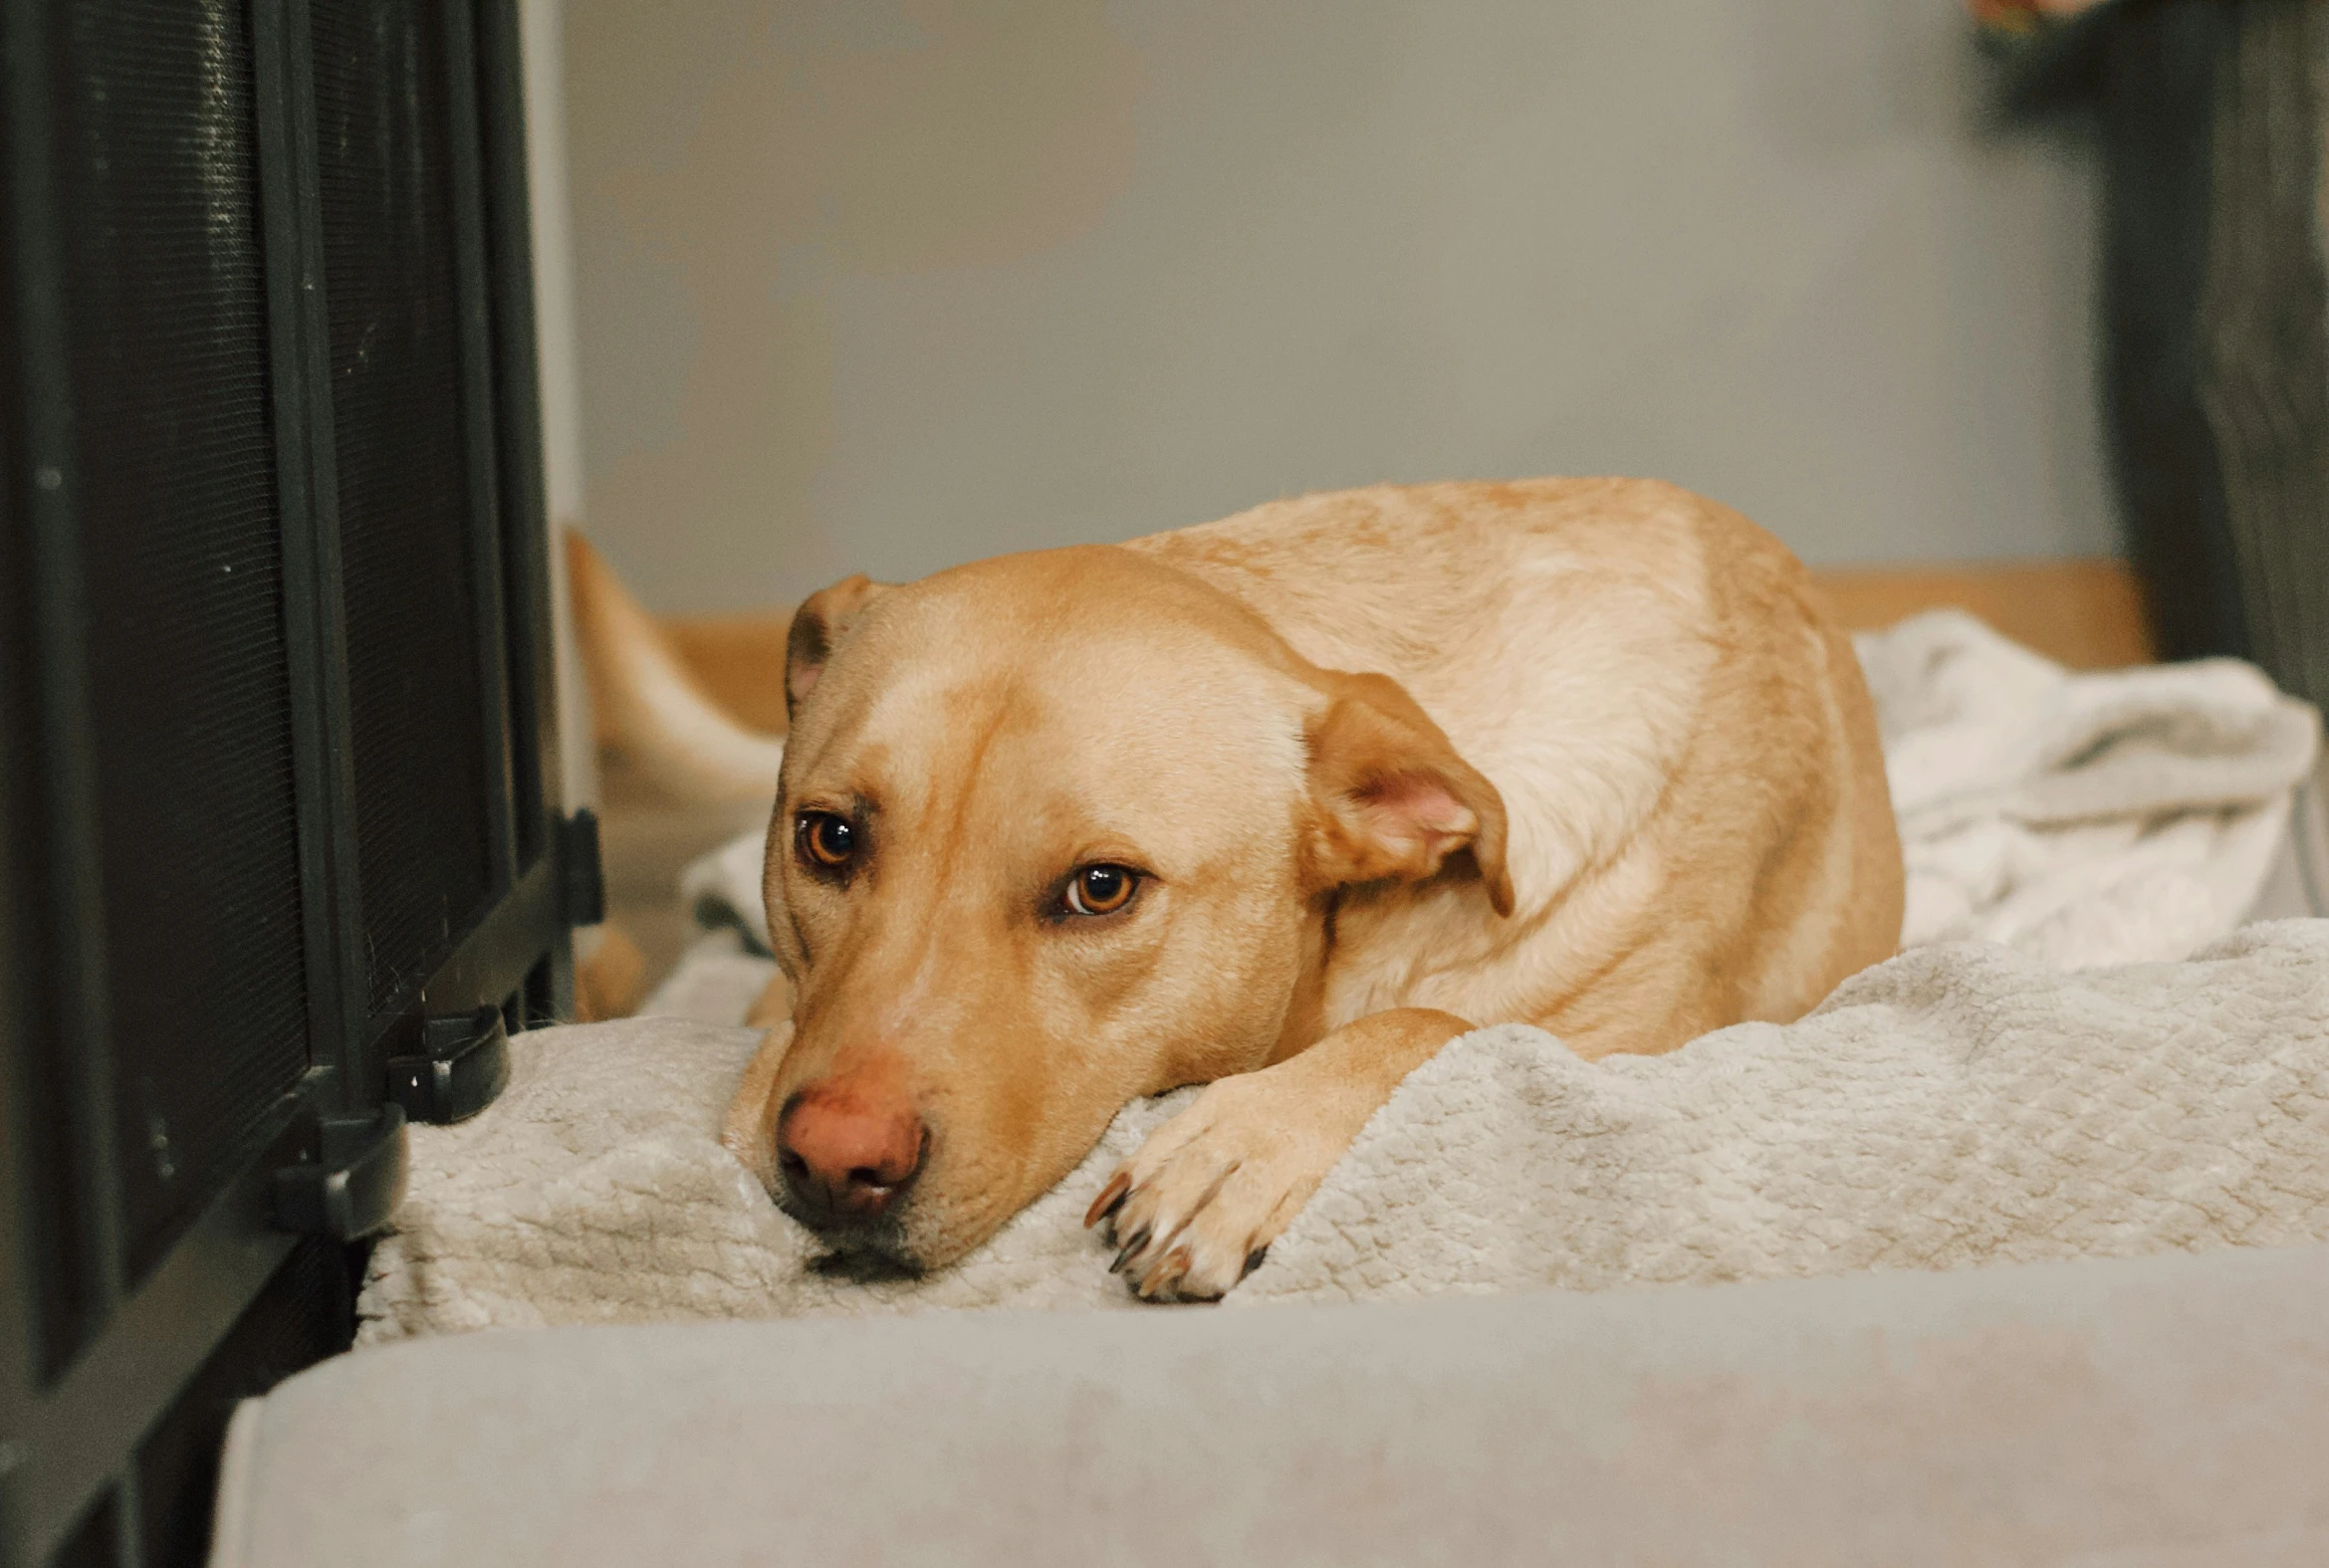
[{"x1": 559, "y1": 0, "x2": 2112, "y2": 614}]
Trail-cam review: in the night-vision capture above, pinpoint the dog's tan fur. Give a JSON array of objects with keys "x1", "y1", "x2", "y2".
[{"x1": 579, "y1": 479, "x2": 1903, "y2": 1299}]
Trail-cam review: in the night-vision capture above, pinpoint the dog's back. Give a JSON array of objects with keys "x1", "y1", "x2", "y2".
[{"x1": 1132, "y1": 478, "x2": 1902, "y2": 1058}]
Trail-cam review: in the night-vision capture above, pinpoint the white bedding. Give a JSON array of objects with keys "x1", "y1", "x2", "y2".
[
  {"x1": 357, "y1": 613, "x2": 2327, "y2": 1340},
  {"x1": 359, "y1": 921, "x2": 2329, "y2": 1338}
]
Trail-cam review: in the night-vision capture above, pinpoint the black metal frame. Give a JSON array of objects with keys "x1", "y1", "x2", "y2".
[{"x1": 0, "y1": 2, "x2": 573, "y2": 1563}]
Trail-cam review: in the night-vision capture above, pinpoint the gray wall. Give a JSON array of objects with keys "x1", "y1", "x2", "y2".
[{"x1": 563, "y1": 0, "x2": 2114, "y2": 614}]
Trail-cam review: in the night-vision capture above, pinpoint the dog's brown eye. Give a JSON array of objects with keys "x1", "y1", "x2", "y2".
[
  {"x1": 797, "y1": 811, "x2": 855, "y2": 870},
  {"x1": 1063, "y1": 864, "x2": 1138, "y2": 917}
]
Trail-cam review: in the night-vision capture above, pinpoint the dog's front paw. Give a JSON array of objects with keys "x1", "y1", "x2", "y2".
[{"x1": 1082, "y1": 1071, "x2": 1352, "y2": 1301}]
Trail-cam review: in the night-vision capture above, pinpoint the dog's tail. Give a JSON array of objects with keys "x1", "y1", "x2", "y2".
[{"x1": 566, "y1": 530, "x2": 789, "y2": 804}]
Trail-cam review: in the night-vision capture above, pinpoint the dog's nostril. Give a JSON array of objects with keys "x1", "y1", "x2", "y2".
[{"x1": 845, "y1": 1166, "x2": 886, "y2": 1192}]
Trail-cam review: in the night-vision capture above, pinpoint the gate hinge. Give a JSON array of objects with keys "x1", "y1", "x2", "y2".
[
  {"x1": 271, "y1": 1105, "x2": 407, "y2": 1240},
  {"x1": 558, "y1": 807, "x2": 605, "y2": 928},
  {"x1": 385, "y1": 1005, "x2": 511, "y2": 1125}
]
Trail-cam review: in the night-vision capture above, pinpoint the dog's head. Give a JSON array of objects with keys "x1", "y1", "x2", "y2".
[{"x1": 729, "y1": 546, "x2": 1511, "y2": 1272}]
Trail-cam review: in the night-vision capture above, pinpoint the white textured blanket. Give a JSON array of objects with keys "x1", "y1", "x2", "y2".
[
  {"x1": 359, "y1": 923, "x2": 2329, "y2": 1338},
  {"x1": 1868, "y1": 611, "x2": 2315, "y2": 965},
  {"x1": 358, "y1": 614, "x2": 2327, "y2": 1340}
]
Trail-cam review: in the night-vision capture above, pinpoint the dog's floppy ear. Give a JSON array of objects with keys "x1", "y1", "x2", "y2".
[
  {"x1": 1301, "y1": 671, "x2": 1514, "y2": 916},
  {"x1": 786, "y1": 574, "x2": 891, "y2": 715}
]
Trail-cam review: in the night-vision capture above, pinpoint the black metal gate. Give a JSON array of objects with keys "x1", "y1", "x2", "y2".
[{"x1": 0, "y1": 2, "x2": 580, "y2": 1563}]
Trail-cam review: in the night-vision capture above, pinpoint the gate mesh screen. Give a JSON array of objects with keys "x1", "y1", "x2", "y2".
[
  {"x1": 56, "y1": 0, "x2": 313, "y2": 1283},
  {"x1": 312, "y1": 0, "x2": 494, "y2": 1012}
]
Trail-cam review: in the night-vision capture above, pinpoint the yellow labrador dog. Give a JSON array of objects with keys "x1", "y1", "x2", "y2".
[{"x1": 574, "y1": 479, "x2": 1903, "y2": 1299}]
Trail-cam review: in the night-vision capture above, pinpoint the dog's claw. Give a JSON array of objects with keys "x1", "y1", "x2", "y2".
[
  {"x1": 1241, "y1": 1245, "x2": 1269, "y2": 1280},
  {"x1": 1084, "y1": 1172, "x2": 1130, "y2": 1230},
  {"x1": 1137, "y1": 1245, "x2": 1194, "y2": 1301},
  {"x1": 1110, "y1": 1225, "x2": 1150, "y2": 1274}
]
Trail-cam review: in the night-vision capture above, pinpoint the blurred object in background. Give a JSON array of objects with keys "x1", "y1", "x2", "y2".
[
  {"x1": 1969, "y1": 0, "x2": 2113, "y2": 43},
  {"x1": 1986, "y1": 0, "x2": 2329, "y2": 716},
  {"x1": 2098, "y1": 1, "x2": 2329, "y2": 712}
]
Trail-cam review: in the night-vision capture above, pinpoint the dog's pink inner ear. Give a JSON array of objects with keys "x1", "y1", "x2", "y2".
[
  {"x1": 1350, "y1": 773, "x2": 1479, "y2": 860},
  {"x1": 1304, "y1": 674, "x2": 1515, "y2": 916}
]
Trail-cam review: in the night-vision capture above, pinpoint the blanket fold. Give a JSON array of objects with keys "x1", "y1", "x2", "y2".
[{"x1": 1861, "y1": 610, "x2": 2317, "y2": 967}]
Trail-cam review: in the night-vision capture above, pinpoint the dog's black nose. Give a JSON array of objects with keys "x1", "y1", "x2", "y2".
[{"x1": 776, "y1": 1087, "x2": 925, "y2": 1227}]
